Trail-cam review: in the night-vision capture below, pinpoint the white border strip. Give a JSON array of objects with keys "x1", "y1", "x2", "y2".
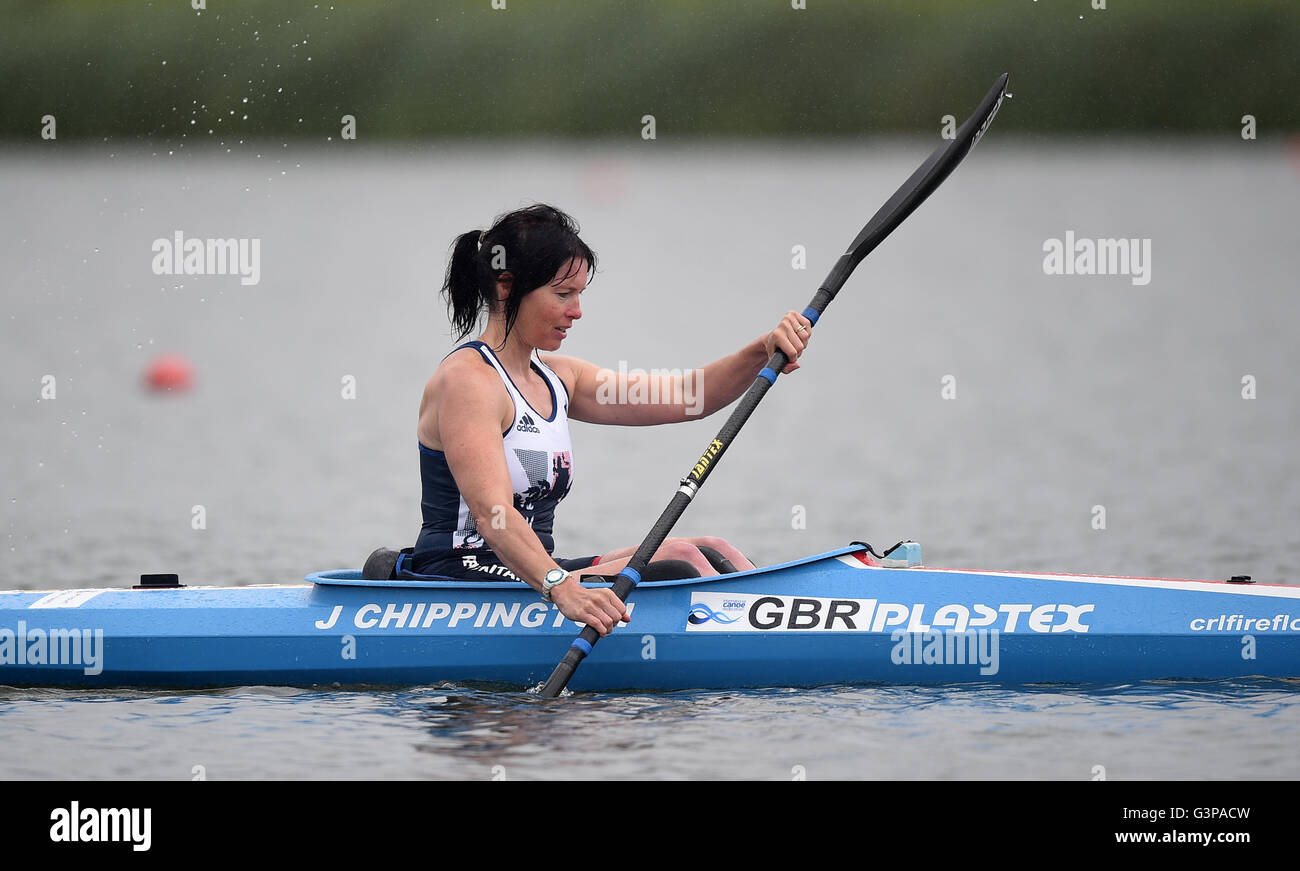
[
  {"x1": 0, "y1": 584, "x2": 314, "y2": 599},
  {"x1": 836, "y1": 555, "x2": 1300, "y2": 599},
  {"x1": 27, "y1": 589, "x2": 108, "y2": 609}
]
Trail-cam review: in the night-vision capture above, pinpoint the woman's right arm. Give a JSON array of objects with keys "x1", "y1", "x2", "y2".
[{"x1": 430, "y1": 359, "x2": 630, "y2": 635}]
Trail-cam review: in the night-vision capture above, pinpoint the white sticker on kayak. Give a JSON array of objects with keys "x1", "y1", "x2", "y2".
[{"x1": 28, "y1": 589, "x2": 108, "y2": 609}]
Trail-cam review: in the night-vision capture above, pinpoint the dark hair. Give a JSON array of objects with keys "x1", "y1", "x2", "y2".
[{"x1": 443, "y1": 204, "x2": 597, "y2": 344}]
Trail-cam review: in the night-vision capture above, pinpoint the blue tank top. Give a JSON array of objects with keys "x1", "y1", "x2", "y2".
[{"x1": 411, "y1": 341, "x2": 575, "y2": 573}]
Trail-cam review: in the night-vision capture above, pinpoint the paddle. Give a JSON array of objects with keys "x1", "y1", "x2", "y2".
[{"x1": 538, "y1": 73, "x2": 1010, "y2": 697}]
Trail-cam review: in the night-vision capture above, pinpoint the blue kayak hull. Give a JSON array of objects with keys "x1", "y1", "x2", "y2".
[{"x1": 2, "y1": 546, "x2": 1298, "y2": 690}]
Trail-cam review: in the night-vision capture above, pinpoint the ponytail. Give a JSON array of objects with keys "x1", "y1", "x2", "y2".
[{"x1": 443, "y1": 230, "x2": 487, "y2": 341}]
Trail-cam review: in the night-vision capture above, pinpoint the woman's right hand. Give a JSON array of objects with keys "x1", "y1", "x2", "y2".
[{"x1": 551, "y1": 575, "x2": 631, "y2": 636}]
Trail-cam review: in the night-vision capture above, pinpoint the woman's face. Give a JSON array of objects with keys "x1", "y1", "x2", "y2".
[{"x1": 508, "y1": 257, "x2": 587, "y2": 352}]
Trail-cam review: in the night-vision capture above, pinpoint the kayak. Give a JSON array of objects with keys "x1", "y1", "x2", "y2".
[{"x1": 1, "y1": 543, "x2": 1297, "y2": 690}]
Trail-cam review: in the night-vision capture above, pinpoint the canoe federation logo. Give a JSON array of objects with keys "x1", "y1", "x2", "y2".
[
  {"x1": 686, "y1": 592, "x2": 1095, "y2": 634},
  {"x1": 687, "y1": 601, "x2": 744, "y2": 625}
]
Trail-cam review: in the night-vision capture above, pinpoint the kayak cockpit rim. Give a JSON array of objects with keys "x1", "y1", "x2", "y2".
[{"x1": 306, "y1": 544, "x2": 873, "y2": 590}]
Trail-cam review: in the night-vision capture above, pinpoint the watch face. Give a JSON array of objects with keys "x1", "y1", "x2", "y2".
[{"x1": 544, "y1": 569, "x2": 567, "y2": 585}]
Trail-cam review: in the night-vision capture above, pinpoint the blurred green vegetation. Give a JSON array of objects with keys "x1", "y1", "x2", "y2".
[{"x1": 3, "y1": 0, "x2": 1296, "y2": 141}]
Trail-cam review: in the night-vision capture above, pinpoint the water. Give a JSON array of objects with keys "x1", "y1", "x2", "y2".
[
  {"x1": 2, "y1": 681, "x2": 1297, "y2": 780},
  {"x1": 2, "y1": 141, "x2": 1299, "y2": 779}
]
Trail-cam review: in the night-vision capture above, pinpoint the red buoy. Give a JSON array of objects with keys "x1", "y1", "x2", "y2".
[{"x1": 144, "y1": 354, "x2": 195, "y2": 393}]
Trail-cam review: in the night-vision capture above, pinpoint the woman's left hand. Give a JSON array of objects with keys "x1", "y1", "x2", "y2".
[{"x1": 764, "y1": 310, "x2": 814, "y2": 374}]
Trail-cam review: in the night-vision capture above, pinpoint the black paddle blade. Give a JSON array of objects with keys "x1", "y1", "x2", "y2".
[{"x1": 842, "y1": 73, "x2": 1009, "y2": 276}]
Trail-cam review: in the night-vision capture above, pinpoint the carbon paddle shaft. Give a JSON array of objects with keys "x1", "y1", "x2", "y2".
[{"x1": 538, "y1": 73, "x2": 1009, "y2": 698}]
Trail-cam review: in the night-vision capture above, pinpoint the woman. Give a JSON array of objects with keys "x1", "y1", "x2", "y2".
[{"x1": 410, "y1": 205, "x2": 812, "y2": 636}]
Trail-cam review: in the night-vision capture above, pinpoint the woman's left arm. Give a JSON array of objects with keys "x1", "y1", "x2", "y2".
[{"x1": 550, "y1": 310, "x2": 813, "y2": 426}]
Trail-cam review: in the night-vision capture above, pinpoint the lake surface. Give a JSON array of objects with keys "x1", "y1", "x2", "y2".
[{"x1": 2, "y1": 139, "x2": 1298, "y2": 779}]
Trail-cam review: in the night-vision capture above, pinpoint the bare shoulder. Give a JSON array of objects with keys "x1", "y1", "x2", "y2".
[
  {"x1": 418, "y1": 347, "x2": 510, "y2": 448},
  {"x1": 423, "y1": 347, "x2": 493, "y2": 404},
  {"x1": 437, "y1": 345, "x2": 498, "y2": 383}
]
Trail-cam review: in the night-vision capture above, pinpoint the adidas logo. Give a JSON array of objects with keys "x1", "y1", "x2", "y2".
[{"x1": 515, "y1": 413, "x2": 541, "y2": 434}]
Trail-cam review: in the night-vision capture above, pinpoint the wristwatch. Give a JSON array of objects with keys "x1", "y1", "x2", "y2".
[{"x1": 541, "y1": 567, "x2": 569, "y2": 603}]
